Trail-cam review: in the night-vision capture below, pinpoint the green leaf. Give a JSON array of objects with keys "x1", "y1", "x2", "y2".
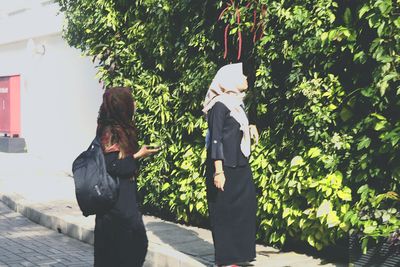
[
  {"x1": 329, "y1": 13, "x2": 336, "y2": 23},
  {"x1": 388, "y1": 208, "x2": 397, "y2": 214},
  {"x1": 327, "y1": 171, "x2": 343, "y2": 187},
  {"x1": 374, "y1": 121, "x2": 387, "y2": 131},
  {"x1": 196, "y1": 201, "x2": 204, "y2": 211},
  {"x1": 161, "y1": 183, "x2": 170, "y2": 191},
  {"x1": 377, "y1": 21, "x2": 385, "y2": 37},
  {"x1": 307, "y1": 235, "x2": 315, "y2": 247},
  {"x1": 280, "y1": 234, "x2": 286, "y2": 244},
  {"x1": 353, "y1": 51, "x2": 366, "y2": 63},
  {"x1": 328, "y1": 104, "x2": 337, "y2": 110},
  {"x1": 308, "y1": 147, "x2": 321, "y2": 158},
  {"x1": 328, "y1": 29, "x2": 337, "y2": 41},
  {"x1": 394, "y1": 17, "x2": 400, "y2": 28},
  {"x1": 283, "y1": 208, "x2": 291, "y2": 218},
  {"x1": 382, "y1": 72, "x2": 399, "y2": 82},
  {"x1": 379, "y1": 81, "x2": 389, "y2": 96},
  {"x1": 317, "y1": 200, "x2": 332, "y2": 217},
  {"x1": 376, "y1": 0, "x2": 392, "y2": 16},
  {"x1": 343, "y1": 8, "x2": 352, "y2": 25},
  {"x1": 290, "y1": 156, "x2": 304, "y2": 168},
  {"x1": 337, "y1": 190, "x2": 352, "y2": 201},
  {"x1": 377, "y1": 55, "x2": 393, "y2": 63},
  {"x1": 364, "y1": 225, "x2": 377, "y2": 234},
  {"x1": 340, "y1": 107, "x2": 353, "y2": 122},
  {"x1": 371, "y1": 113, "x2": 386, "y2": 120},
  {"x1": 382, "y1": 213, "x2": 390, "y2": 222},
  {"x1": 327, "y1": 211, "x2": 340, "y2": 228},
  {"x1": 357, "y1": 137, "x2": 371, "y2": 150},
  {"x1": 361, "y1": 238, "x2": 369, "y2": 254},
  {"x1": 359, "y1": 5, "x2": 370, "y2": 18},
  {"x1": 321, "y1": 32, "x2": 328, "y2": 42}
]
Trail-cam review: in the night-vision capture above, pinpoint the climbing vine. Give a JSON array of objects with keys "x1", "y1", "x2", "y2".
[{"x1": 57, "y1": 0, "x2": 400, "y2": 252}]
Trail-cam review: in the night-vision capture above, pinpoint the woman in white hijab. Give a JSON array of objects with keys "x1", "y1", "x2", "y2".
[{"x1": 203, "y1": 63, "x2": 258, "y2": 267}]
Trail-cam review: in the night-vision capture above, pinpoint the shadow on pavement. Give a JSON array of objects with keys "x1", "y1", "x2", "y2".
[{"x1": 146, "y1": 221, "x2": 214, "y2": 263}]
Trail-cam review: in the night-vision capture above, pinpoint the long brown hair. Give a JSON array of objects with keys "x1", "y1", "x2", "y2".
[{"x1": 96, "y1": 87, "x2": 139, "y2": 158}]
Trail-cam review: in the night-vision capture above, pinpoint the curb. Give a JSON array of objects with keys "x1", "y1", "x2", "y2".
[{"x1": 0, "y1": 192, "x2": 208, "y2": 267}]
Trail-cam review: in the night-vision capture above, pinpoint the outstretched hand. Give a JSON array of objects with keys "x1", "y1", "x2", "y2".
[{"x1": 134, "y1": 145, "x2": 160, "y2": 159}]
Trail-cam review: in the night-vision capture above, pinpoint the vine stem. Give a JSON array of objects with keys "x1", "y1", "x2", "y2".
[
  {"x1": 237, "y1": 7, "x2": 242, "y2": 60},
  {"x1": 224, "y1": 24, "x2": 230, "y2": 59}
]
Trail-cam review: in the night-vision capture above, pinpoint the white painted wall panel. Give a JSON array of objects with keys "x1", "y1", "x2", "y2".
[{"x1": 0, "y1": 1, "x2": 103, "y2": 171}]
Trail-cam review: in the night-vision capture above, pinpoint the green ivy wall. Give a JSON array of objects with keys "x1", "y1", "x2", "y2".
[{"x1": 57, "y1": 0, "x2": 400, "y2": 252}]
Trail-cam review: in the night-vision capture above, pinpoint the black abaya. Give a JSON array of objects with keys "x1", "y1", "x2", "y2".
[
  {"x1": 205, "y1": 102, "x2": 257, "y2": 265},
  {"x1": 94, "y1": 152, "x2": 148, "y2": 267}
]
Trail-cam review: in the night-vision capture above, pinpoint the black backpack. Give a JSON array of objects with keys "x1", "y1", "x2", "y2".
[{"x1": 72, "y1": 137, "x2": 119, "y2": 217}]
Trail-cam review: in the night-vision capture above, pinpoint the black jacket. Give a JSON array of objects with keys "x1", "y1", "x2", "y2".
[{"x1": 207, "y1": 102, "x2": 248, "y2": 167}]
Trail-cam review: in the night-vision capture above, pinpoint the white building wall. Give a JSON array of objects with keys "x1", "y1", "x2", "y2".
[{"x1": 0, "y1": 0, "x2": 103, "y2": 171}]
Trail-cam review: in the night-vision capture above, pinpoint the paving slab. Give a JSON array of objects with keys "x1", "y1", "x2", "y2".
[{"x1": 0, "y1": 201, "x2": 94, "y2": 267}]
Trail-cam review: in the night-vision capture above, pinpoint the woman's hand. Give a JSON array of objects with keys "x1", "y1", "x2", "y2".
[
  {"x1": 133, "y1": 145, "x2": 160, "y2": 159},
  {"x1": 249, "y1": 124, "x2": 259, "y2": 145},
  {"x1": 214, "y1": 172, "x2": 226, "y2": 191}
]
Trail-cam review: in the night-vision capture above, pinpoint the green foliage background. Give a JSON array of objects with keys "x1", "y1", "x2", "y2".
[{"x1": 57, "y1": 0, "x2": 400, "y2": 251}]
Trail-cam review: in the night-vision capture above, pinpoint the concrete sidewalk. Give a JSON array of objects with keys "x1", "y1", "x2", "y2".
[{"x1": 0, "y1": 152, "x2": 344, "y2": 267}]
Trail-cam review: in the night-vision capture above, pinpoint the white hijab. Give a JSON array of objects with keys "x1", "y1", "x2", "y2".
[{"x1": 202, "y1": 63, "x2": 251, "y2": 157}]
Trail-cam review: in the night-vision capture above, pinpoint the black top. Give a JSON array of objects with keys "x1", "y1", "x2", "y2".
[
  {"x1": 102, "y1": 152, "x2": 140, "y2": 227},
  {"x1": 207, "y1": 102, "x2": 248, "y2": 167},
  {"x1": 104, "y1": 151, "x2": 138, "y2": 179}
]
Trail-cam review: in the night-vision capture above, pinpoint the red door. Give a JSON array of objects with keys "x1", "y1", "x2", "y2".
[
  {"x1": 0, "y1": 76, "x2": 20, "y2": 136},
  {"x1": 0, "y1": 77, "x2": 10, "y2": 133}
]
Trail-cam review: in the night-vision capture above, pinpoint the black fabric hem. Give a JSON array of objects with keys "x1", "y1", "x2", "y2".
[
  {"x1": 210, "y1": 142, "x2": 225, "y2": 161},
  {"x1": 215, "y1": 256, "x2": 256, "y2": 266}
]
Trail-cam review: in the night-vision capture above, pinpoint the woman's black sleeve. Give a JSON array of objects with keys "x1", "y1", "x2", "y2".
[
  {"x1": 105, "y1": 152, "x2": 138, "y2": 178},
  {"x1": 207, "y1": 102, "x2": 227, "y2": 161}
]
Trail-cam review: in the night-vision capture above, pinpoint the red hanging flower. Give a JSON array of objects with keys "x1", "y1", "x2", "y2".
[{"x1": 218, "y1": 0, "x2": 267, "y2": 60}]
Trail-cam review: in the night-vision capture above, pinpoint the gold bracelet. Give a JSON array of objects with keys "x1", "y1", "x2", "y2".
[{"x1": 214, "y1": 171, "x2": 224, "y2": 175}]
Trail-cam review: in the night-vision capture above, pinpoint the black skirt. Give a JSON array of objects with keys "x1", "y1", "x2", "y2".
[
  {"x1": 94, "y1": 153, "x2": 148, "y2": 267},
  {"x1": 206, "y1": 163, "x2": 257, "y2": 265},
  {"x1": 94, "y1": 178, "x2": 148, "y2": 267}
]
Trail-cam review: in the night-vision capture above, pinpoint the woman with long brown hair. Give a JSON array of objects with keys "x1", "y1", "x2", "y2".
[{"x1": 94, "y1": 87, "x2": 159, "y2": 267}]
